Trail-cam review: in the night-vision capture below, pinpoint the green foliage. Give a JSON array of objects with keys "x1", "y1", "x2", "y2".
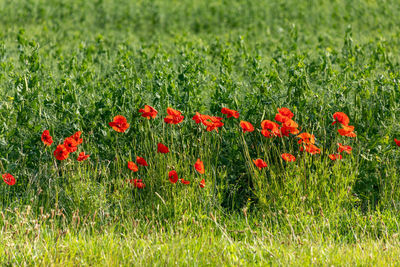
[{"x1": 1, "y1": 0, "x2": 400, "y2": 264}]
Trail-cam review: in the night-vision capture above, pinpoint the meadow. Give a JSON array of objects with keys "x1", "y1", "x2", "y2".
[{"x1": 1, "y1": 0, "x2": 400, "y2": 265}]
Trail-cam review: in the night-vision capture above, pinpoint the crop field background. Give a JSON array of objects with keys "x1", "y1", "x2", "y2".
[{"x1": 1, "y1": 0, "x2": 400, "y2": 265}]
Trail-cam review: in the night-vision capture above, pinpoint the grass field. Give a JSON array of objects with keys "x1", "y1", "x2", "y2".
[{"x1": 1, "y1": 0, "x2": 400, "y2": 265}]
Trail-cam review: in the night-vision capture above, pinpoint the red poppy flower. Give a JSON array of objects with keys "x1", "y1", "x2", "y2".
[
  {"x1": 41, "y1": 130, "x2": 53, "y2": 146},
  {"x1": 128, "y1": 161, "x2": 139, "y2": 172},
  {"x1": 329, "y1": 154, "x2": 343, "y2": 161},
  {"x1": 180, "y1": 178, "x2": 190, "y2": 185},
  {"x1": 164, "y1": 107, "x2": 184, "y2": 124},
  {"x1": 277, "y1": 107, "x2": 294, "y2": 119},
  {"x1": 77, "y1": 151, "x2": 90, "y2": 161},
  {"x1": 192, "y1": 112, "x2": 204, "y2": 124},
  {"x1": 261, "y1": 130, "x2": 272, "y2": 138},
  {"x1": 193, "y1": 113, "x2": 224, "y2": 132},
  {"x1": 395, "y1": 138, "x2": 400, "y2": 147},
  {"x1": 71, "y1": 131, "x2": 83, "y2": 145},
  {"x1": 109, "y1": 115, "x2": 130, "y2": 133},
  {"x1": 129, "y1": 178, "x2": 146, "y2": 189},
  {"x1": 194, "y1": 159, "x2": 205, "y2": 174},
  {"x1": 301, "y1": 144, "x2": 321, "y2": 155},
  {"x1": 277, "y1": 119, "x2": 299, "y2": 137},
  {"x1": 54, "y1": 144, "x2": 69, "y2": 160},
  {"x1": 221, "y1": 108, "x2": 239, "y2": 119},
  {"x1": 281, "y1": 153, "x2": 296, "y2": 162},
  {"x1": 297, "y1": 133, "x2": 315, "y2": 144},
  {"x1": 199, "y1": 179, "x2": 205, "y2": 188},
  {"x1": 279, "y1": 125, "x2": 300, "y2": 136},
  {"x1": 253, "y1": 159, "x2": 268, "y2": 170},
  {"x1": 337, "y1": 143, "x2": 352, "y2": 154},
  {"x1": 136, "y1": 156, "x2": 148, "y2": 166},
  {"x1": 169, "y1": 170, "x2": 179, "y2": 184},
  {"x1": 332, "y1": 112, "x2": 350, "y2": 126},
  {"x1": 282, "y1": 119, "x2": 298, "y2": 129},
  {"x1": 157, "y1": 143, "x2": 169, "y2": 153},
  {"x1": 139, "y1": 105, "x2": 158, "y2": 119},
  {"x1": 275, "y1": 110, "x2": 294, "y2": 124},
  {"x1": 203, "y1": 116, "x2": 224, "y2": 132},
  {"x1": 261, "y1": 120, "x2": 280, "y2": 131},
  {"x1": 240, "y1": 121, "x2": 254, "y2": 133},
  {"x1": 275, "y1": 113, "x2": 290, "y2": 123},
  {"x1": 261, "y1": 120, "x2": 280, "y2": 136},
  {"x1": 64, "y1": 137, "x2": 78, "y2": 153},
  {"x1": 135, "y1": 179, "x2": 146, "y2": 189},
  {"x1": 2, "y1": 173, "x2": 16, "y2": 186},
  {"x1": 338, "y1": 125, "x2": 356, "y2": 137}
]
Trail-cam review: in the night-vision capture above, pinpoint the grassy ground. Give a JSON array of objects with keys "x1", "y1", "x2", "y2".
[
  {"x1": 2, "y1": 206, "x2": 400, "y2": 265},
  {"x1": 1, "y1": 0, "x2": 400, "y2": 265}
]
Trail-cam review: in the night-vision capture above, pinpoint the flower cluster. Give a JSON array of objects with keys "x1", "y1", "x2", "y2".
[
  {"x1": 333, "y1": 112, "x2": 356, "y2": 137},
  {"x1": 164, "y1": 108, "x2": 184, "y2": 124},
  {"x1": 254, "y1": 107, "x2": 311, "y2": 168},
  {"x1": 195, "y1": 159, "x2": 205, "y2": 188},
  {"x1": 259, "y1": 108, "x2": 299, "y2": 139},
  {"x1": 193, "y1": 112, "x2": 224, "y2": 132},
  {"x1": 139, "y1": 105, "x2": 158, "y2": 119},
  {"x1": 329, "y1": 112, "x2": 357, "y2": 160},
  {"x1": 221, "y1": 108, "x2": 239, "y2": 119},
  {"x1": 52, "y1": 131, "x2": 89, "y2": 161},
  {"x1": 5, "y1": 105, "x2": 400, "y2": 189},
  {"x1": 127, "y1": 156, "x2": 149, "y2": 188},
  {"x1": 39, "y1": 130, "x2": 90, "y2": 164}
]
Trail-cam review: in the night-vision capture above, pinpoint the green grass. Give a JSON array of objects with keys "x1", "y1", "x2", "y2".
[
  {"x1": 1, "y1": 0, "x2": 400, "y2": 265},
  {"x1": 2, "y1": 206, "x2": 400, "y2": 265}
]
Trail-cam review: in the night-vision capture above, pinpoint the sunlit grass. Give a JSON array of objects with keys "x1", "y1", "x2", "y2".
[{"x1": 1, "y1": 0, "x2": 400, "y2": 264}]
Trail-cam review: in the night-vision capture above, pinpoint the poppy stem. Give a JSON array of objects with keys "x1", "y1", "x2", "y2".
[
  {"x1": 304, "y1": 156, "x2": 307, "y2": 191},
  {"x1": 0, "y1": 160, "x2": 5, "y2": 173},
  {"x1": 147, "y1": 118, "x2": 155, "y2": 144}
]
